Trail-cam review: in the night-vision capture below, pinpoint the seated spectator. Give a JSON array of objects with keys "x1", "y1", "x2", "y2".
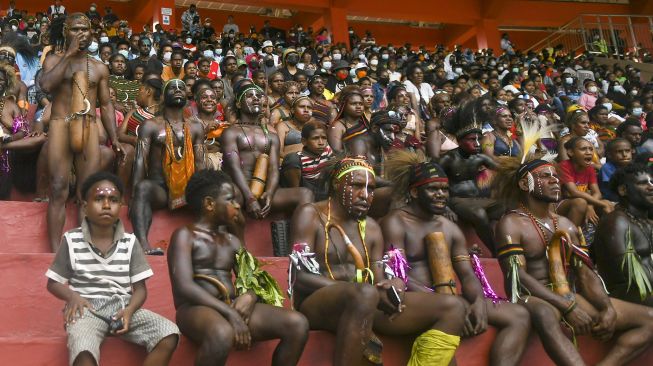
[
  {"x1": 45, "y1": 172, "x2": 179, "y2": 366},
  {"x1": 276, "y1": 95, "x2": 312, "y2": 157},
  {"x1": 557, "y1": 137, "x2": 614, "y2": 228},
  {"x1": 599, "y1": 138, "x2": 633, "y2": 202},
  {"x1": 616, "y1": 118, "x2": 644, "y2": 155}
]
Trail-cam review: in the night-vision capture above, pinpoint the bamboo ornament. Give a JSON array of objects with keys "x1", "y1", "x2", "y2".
[
  {"x1": 547, "y1": 230, "x2": 573, "y2": 299},
  {"x1": 249, "y1": 153, "x2": 269, "y2": 199},
  {"x1": 425, "y1": 232, "x2": 457, "y2": 294}
]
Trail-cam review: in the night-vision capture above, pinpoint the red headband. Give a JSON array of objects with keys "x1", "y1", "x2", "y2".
[{"x1": 409, "y1": 176, "x2": 449, "y2": 190}]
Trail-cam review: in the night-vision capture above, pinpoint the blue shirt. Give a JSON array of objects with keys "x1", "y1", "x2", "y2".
[{"x1": 599, "y1": 161, "x2": 618, "y2": 202}]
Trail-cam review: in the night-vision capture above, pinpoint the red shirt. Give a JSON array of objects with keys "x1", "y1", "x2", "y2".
[{"x1": 557, "y1": 159, "x2": 597, "y2": 194}]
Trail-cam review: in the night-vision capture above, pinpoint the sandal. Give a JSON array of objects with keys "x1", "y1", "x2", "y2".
[{"x1": 144, "y1": 247, "x2": 165, "y2": 256}]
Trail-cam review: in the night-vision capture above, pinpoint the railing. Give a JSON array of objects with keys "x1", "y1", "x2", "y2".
[{"x1": 526, "y1": 14, "x2": 653, "y2": 60}]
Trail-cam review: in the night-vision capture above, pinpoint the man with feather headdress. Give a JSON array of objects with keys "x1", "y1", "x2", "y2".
[
  {"x1": 493, "y1": 120, "x2": 653, "y2": 365},
  {"x1": 439, "y1": 101, "x2": 501, "y2": 252}
]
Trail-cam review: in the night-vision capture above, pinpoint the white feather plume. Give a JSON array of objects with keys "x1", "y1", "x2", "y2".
[{"x1": 519, "y1": 118, "x2": 557, "y2": 164}]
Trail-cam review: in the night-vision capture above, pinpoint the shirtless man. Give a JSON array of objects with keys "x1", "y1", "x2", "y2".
[
  {"x1": 290, "y1": 156, "x2": 465, "y2": 366},
  {"x1": 39, "y1": 13, "x2": 124, "y2": 251},
  {"x1": 131, "y1": 79, "x2": 205, "y2": 254},
  {"x1": 382, "y1": 151, "x2": 530, "y2": 366},
  {"x1": 439, "y1": 108, "x2": 501, "y2": 252},
  {"x1": 220, "y1": 83, "x2": 312, "y2": 219},
  {"x1": 494, "y1": 157, "x2": 653, "y2": 365},
  {"x1": 348, "y1": 110, "x2": 401, "y2": 176},
  {"x1": 594, "y1": 164, "x2": 653, "y2": 307},
  {"x1": 168, "y1": 169, "x2": 308, "y2": 366}
]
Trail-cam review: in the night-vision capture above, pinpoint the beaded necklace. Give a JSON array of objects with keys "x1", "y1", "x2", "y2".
[
  {"x1": 519, "y1": 203, "x2": 559, "y2": 248},
  {"x1": 619, "y1": 205, "x2": 653, "y2": 258}
]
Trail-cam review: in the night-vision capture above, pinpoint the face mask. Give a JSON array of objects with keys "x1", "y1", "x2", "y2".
[
  {"x1": 322, "y1": 61, "x2": 332, "y2": 70},
  {"x1": 370, "y1": 59, "x2": 378, "y2": 66},
  {"x1": 163, "y1": 51, "x2": 172, "y2": 62},
  {"x1": 454, "y1": 67, "x2": 462, "y2": 74},
  {"x1": 401, "y1": 55, "x2": 408, "y2": 61},
  {"x1": 203, "y1": 50, "x2": 213, "y2": 58},
  {"x1": 100, "y1": 36, "x2": 109, "y2": 43},
  {"x1": 90, "y1": 6, "x2": 96, "y2": 11},
  {"x1": 11, "y1": 25, "x2": 17, "y2": 31},
  {"x1": 632, "y1": 107, "x2": 643, "y2": 117},
  {"x1": 602, "y1": 102, "x2": 612, "y2": 112},
  {"x1": 332, "y1": 53, "x2": 342, "y2": 61},
  {"x1": 588, "y1": 86, "x2": 598, "y2": 93},
  {"x1": 286, "y1": 55, "x2": 299, "y2": 65},
  {"x1": 350, "y1": 69, "x2": 357, "y2": 78},
  {"x1": 229, "y1": 34, "x2": 234, "y2": 38},
  {"x1": 336, "y1": 69, "x2": 348, "y2": 81},
  {"x1": 614, "y1": 85, "x2": 626, "y2": 94},
  {"x1": 381, "y1": 54, "x2": 389, "y2": 60},
  {"x1": 497, "y1": 100, "x2": 508, "y2": 105},
  {"x1": 186, "y1": 38, "x2": 192, "y2": 44},
  {"x1": 498, "y1": 66, "x2": 504, "y2": 72},
  {"x1": 356, "y1": 70, "x2": 367, "y2": 78},
  {"x1": 565, "y1": 77, "x2": 573, "y2": 84},
  {"x1": 215, "y1": 48, "x2": 222, "y2": 55},
  {"x1": 88, "y1": 41, "x2": 98, "y2": 53},
  {"x1": 631, "y1": 89, "x2": 639, "y2": 96},
  {"x1": 512, "y1": 67, "x2": 519, "y2": 73},
  {"x1": 118, "y1": 49, "x2": 129, "y2": 58},
  {"x1": 372, "y1": 47, "x2": 379, "y2": 53},
  {"x1": 349, "y1": 30, "x2": 354, "y2": 34},
  {"x1": 297, "y1": 62, "x2": 305, "y2": 70},
  {"x1": 490, "y1": 61, "x2": 497, "y2": 66},
  {"x1": 297, "y1": 27, "x2": 303, "y2": 32}
]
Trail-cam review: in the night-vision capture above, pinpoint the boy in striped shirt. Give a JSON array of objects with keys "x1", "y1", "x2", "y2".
[{"x1": 46, "y1": 172, "x2": 179, "y2": 366}]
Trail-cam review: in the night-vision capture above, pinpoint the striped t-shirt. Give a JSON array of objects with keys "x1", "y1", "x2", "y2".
[{"x1": 45, "y1": 220, "x2": 153, "y2": 299}]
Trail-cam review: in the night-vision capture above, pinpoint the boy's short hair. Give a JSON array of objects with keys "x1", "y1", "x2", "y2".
[
  {"x1": 81, "y1": 172, "x2": 124, "y2": 200},
  {"x1": 616, "y1": 118, "x2": 642, "y2": 137},
  {"x1": 301, "y1": 120, "x2": 327, "y2": 139},
  {"x1": 606, "y1": 137, "x2": 632, "y2": 154},
  {"x1": 185, "y1": 170, "x2": 233, "y2": 212}
]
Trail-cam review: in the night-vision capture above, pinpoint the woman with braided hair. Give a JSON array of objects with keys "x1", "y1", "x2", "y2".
[{"x1": 269, "y1": 80, "x2": 300, "y2": 130}]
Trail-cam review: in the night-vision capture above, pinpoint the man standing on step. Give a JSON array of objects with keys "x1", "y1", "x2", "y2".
[
  {"x1": 40, "y1": 13, "x2": 124, "y2": 251},
  {"x1": 130, "y1": 79, "x2": 205, "y2": 255}
]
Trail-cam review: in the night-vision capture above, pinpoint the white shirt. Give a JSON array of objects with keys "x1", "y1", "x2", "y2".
[{"x1": 403, "y1": 79, "x2": 434, "y2": 103}]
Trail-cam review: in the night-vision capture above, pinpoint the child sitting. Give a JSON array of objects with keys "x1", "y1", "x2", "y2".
[
  {"x1": 600, "y1": 138, "x2": 633, "y2": 202},
  {"x1": 46, "y1": 172, "x2": 179, "y2": 366}
]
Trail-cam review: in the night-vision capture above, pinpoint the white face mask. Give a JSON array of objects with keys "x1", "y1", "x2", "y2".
[
  {"x1": 381, "y1": 54, "x2": 389, "y2": 60},
  {"x1": 631, "y1": 89, "x2": 639, "y2": 96},
  {"x1": 203, "y1": 50, "x2": 213, "y2": 58},
  {"x1": 11, "y1": 25, "x2": 17, "y2": 31},
  {"x1": 215, "y1": 48, "x2": 223, "y2": 55},
  {"x1": 370, "y1": 59, "x2": 378, "y2": 66},
  {"x1": 401, "y1": 55, "x2": 408, "y2": 61},
  {"x1": 613, "y1": 85, "x2": 625, "y2": 94},
  {"x1": 632, "y1": 107, "x2": 643, "y2": 117},
  {"x1": 497, "y1": 100, "x2": 508, "y2": 105},
  {"x1": 118, "y1": 49, "x2": 129, "y2": 58},
  {"x1": 100, "y1": 36, "x2": 109, "y2": 43},
  {"x1": 322, "y1": 61, "x2": 332, "y2": 70},
  {"x1": 350, "y1": 69, "x2": 357, "y2": 78},
  {"x1": 90, "y1": 6, "x2": 96, "y2": 11},
  {"x1": 498, "y1": 66, "x2": 504, "y2": 72},
  {"x1": 602, "y1": 102, "x2": 612, "y2": 112},
  {"x1": 88, "y1": 41, "x2": 98, "y2": 53},
  {"x1": 565, "y1": 77, "x2": 573, "y2": 84},
  {"x1": 162, "y1": 51, "x2": 172, "y2": 62},
  {"x1": 333, "y1": 53, "x2": 342, "y2": 60},
  {"x1": 454, "y1": 67, "x2": 463, "y2": 74},
  {"x1": 297, "y1": 63, "x2": 305, "y2": 70},
  {"x1": 186, "y1": 38, "x2": 192, "y2": 44},
  {"x1": 588, "y1": 86, "x2": 598, "y2": 93}
]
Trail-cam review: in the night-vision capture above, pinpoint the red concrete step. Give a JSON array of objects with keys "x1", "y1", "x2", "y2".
[
  {"x1": 3, "y1": 253, "x2": 653, "y2": 365},
  {"x1": 0, "y1": 201, "x2": 278, "y2": 257}
]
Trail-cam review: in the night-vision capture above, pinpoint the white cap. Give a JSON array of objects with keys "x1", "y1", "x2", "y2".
[
  {"x1": 262, "y1": 40, "x2": 273, "y2": 48},
  {"x1": 503, "y1": 85, "x2": 520, "y2": 94}
]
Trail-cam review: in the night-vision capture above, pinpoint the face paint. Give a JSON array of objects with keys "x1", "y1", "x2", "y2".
[
  {"x1": 526, "y1": 172, "x2": 535, "y2": 193},
  {"x1": 95, "y1": 187, "x2": 117, "y2": 196}
]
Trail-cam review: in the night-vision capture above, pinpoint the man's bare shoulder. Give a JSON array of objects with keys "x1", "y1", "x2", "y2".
[{"x1": 89, "y1": 58, "x2": 109, "y2": 75}]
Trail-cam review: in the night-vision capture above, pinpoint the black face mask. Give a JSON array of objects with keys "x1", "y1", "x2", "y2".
[
  {"x1": 265, "y1": 58, "x2": 274, "y2": 67},
  {"x1": 286, "y1": 55, "x2": 299, "y2": 65}
]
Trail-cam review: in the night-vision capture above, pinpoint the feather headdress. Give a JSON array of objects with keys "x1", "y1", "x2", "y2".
[{"x1": 492, "y1": 116, "x2": 558, "y2": 205}]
